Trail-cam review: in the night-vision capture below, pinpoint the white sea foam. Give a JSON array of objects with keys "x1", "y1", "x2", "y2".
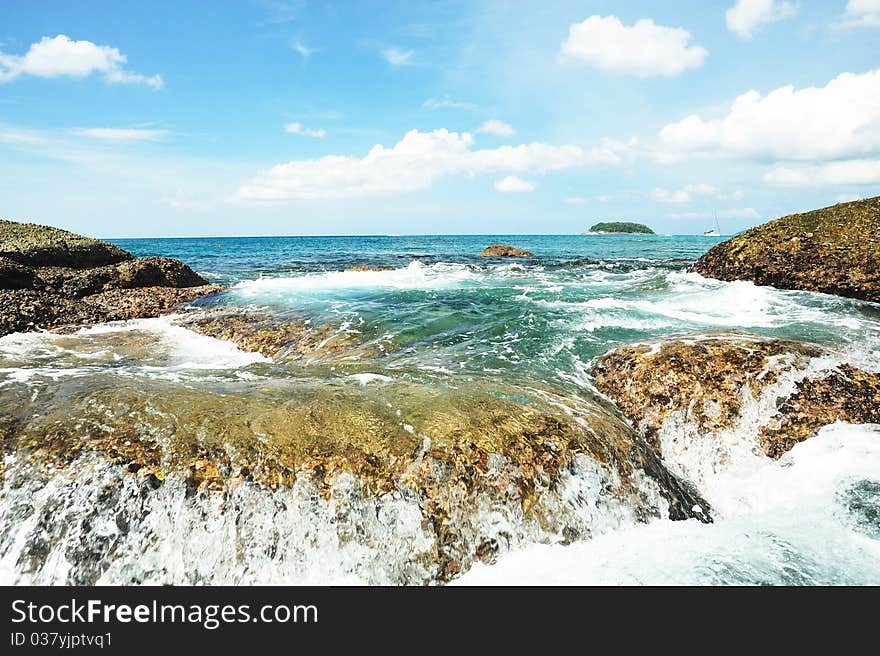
[
  {"x1": 232, "y1": 261, "x2": 480, "y2": 298},
  {"x1": 456, "y1": 423, "x2": 880, "y2": 585},
  {"x1": 0, "y1": 316, "x2": 266, "y2": 387}
]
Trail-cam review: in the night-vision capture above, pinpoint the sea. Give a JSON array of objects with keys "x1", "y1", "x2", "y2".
[{"x1": 1, "y1": 233, "x2": 879, "y2": 584}]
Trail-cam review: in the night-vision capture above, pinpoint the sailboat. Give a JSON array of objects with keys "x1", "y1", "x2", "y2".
[{"x1": 703, "y1": 211, "x2": 721, "y2": 237}]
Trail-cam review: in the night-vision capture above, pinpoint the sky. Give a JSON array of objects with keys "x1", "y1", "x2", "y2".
[{"x1": 1, "y1": 0, "x2": 879, "y2": 238}]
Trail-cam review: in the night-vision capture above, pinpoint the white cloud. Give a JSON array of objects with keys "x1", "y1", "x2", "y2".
[
  {"x1": 293, "y1": 42, "x2": 313, "y2": 59},
  {"x1": 565, "y1": 196, "x2": 587, "y2": 204},
  {"x1": 666, "y1": 208, "x2": 760, "y2": 220},
  {"x1": 476, "y1": 120, "x2": 515, "y2": 137},
  {"x1": 69, "y1": 128, "x2": 170, "y2": 143},
  {"x1": 725, "y1": 0, "x2": 798, "y2": 39},
  {"x1": 559, "y1": 15, "x2": 707, "y2": 77},
  {"x1": 659, "y1": 69, "x2": 880, "y2": 161},
  {"x1": 0, "y1": 35, "x2": 162, "y2": 88},
  {"x1": 839, "y1": 0, "x2": 880, "y2": 28},
  {"x1": 0, "y1": 127, "x2": 47, "y2": 145},
  {"x1": 763, "y1": 159, "x2": 880, "y2": 186},
  {"x1": 423, "y1": 96, "x2": 478, "y2": 111},
  {"x1": 382, "y1": 48, "x2": 414, "y2": 66},
  {"x1": 285, "y1": 122, "x2": 326, "y2": 138},
  {"x1": 495, "y1": 175, "x2": 535, "y2": 193},
  {"x1": 652, "y1": 187, "x2": 692, "y2": 204},
  {"x1": 235, "y1": 128, "x2": 631, "y2": 202},
  {"x1": 651, "y1": 183, "x2": 719, "y2": 204}
]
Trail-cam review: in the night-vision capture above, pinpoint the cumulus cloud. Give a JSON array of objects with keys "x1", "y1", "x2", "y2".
[
  {"x1": 68, "y1": 127, "x2": 170, "y2": 143},
  {"x1": 559, "y1": 15, "x2": 707, "y2": 77},
  {"x1": 763, "y1": 160, "x2": 880, "y2": 186},
  {"x1": 284, "y1": 122, "x2": 326, "y2": 138},
  {"x1": 725, "y1": 0, "x2": 798, "y2": 39},
  {"x1": 382, "y1": 48, "x2": 414, "y2": 66},
  {"x1": 235, "y1": 128, "x2": 633, "y2": 202},
  {"x1": 839, "y1": 0, "x2": 880, "y2": 28},
  {"x1": 659, "y1": 69, "x2": 880, "y2": 162},
  {"x1": 0, "y1": 35, "x2": 162, "y2": 87},
  {"x1": 494, "y1": 175, "x2": 535, "y2": 193},
  {"x1": 476, "y1": 120, "x2": 515, "y2": 137}
]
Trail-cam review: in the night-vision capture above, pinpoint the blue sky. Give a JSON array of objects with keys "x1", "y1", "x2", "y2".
[{"x1": 1, "y1": 0, "x2": 879, "y2": 237}]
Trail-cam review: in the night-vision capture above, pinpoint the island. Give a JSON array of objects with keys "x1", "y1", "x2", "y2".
[{"x1": 583, "y1": 222, "x2": 655, "y2": 235}]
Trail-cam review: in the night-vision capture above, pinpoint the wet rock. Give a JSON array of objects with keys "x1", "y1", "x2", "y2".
[
  {"x1": 593, "y1": 331, "x2": 880, "y2": 459},
  {"x1": 692, "y1": 196, "x2": 880, "y2": 303},
  {"x1": 347, "y1": 265, "x2": 391, "y2": 272},
  {"x1": 478, "y1": 244, "x2": 534, "y2": 257},
  {"x1": 0, "y1": 374, "x2": 711, "y2": 582},
  {"x1": 176, "y1": 311, "x2": 392, "y2": 362},
  {"x1": 0, "y1": 219, "x2": 223, "y2": 336}
]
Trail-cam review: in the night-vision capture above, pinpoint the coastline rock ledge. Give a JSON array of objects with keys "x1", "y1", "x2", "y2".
[
  {"x1": 692, "y1": 196, "x2": 880, "y2": 303},
  {"x1": 0, "y1": 219, "x2": 224, "y2": 336}
]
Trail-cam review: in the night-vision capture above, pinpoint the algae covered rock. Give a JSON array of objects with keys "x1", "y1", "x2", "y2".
[
  {"x1": 692, "y1": 196, "x2": 880, "y2": 302},
  {"x1": 0, "y1": 366, "x2": 710, "y2": 584},
  {"x1": 593, "y1": 331, "x2": 880, "y2": 461},
  {"x1": 0, "y1": 219, "x2": 132, "y2": 268},
  {"x1": 478, "y1": 244, "x2": 534, "y2": 257}
]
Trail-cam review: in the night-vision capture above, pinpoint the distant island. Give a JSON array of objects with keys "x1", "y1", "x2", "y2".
[{"x1": 583, "y1": 222, "x2": 655, "y2": 235}]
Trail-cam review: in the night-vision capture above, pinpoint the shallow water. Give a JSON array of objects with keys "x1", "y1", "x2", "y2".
[{"x1": 1, "y1": 234, "x2": 879, "y2": 584}]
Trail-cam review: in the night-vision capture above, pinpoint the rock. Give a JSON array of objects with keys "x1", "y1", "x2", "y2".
[
  {"x1": 176, "y1": 311, "x2": 394, "y2": 362},
  {"x1": 0, "y1": 256, "x2": 39, "y2": 290},
  {"x1": 593, "y1": 331, "x2": 880, "y2": 460},
  {"x1": 113, "y1": 256, "x2": 208, "y2": 288},
  {"x1": 347, "y1": 265, "x2": 391, "y2": 272},
  {"x1": 478, "y1": 244, "x2": 534, "y2": 257},
  {"x1": 0, "y1": 219, "x2": 132, "y2": 268},
  {"x1": 0, "y1": 219, "x2": 221, "y2": 336},
  {"x1": 0, "y1": 372, "x2": 711, "y2": 583},
  {"x1": 692, "y1": 196, "x2": 880, "y2": 303},
  {"x1": 85, "y1": 285, "x2": 226, "y2": 322}
]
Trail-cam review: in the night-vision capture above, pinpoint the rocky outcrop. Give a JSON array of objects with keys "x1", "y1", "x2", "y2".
[
  {"x1": 0, "y1": 370, "x2": 710, "y2": 583},
  {"x1": 692, "y1": 196, "x2": 880, "y2": 303},
  {"x1": 0, "y1": 219, "x2": 223, "y2": 336},
  {"x1": 0, "y1": 219, "x2": 132, "y2": 268},
  {"x1": 593, "y1": 332, "x2": 880, "y2": 460},
  {"x1": 478, "y1": 244, "x2": 534, "y2": 257}
]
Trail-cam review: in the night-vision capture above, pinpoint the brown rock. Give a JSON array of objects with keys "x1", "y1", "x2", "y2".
[
  {"x1": 593, "y1": 331, "x2": 880, "y2": 459},
  {"x1": 0, "y1": 218, "x2": 220, "y2": 336},
  {"x1": 478, "y1": 244, "x2": 534, "y2": 257},
  {"x1": 692, "y1": 196, "x2": 880, "y2": 302}
]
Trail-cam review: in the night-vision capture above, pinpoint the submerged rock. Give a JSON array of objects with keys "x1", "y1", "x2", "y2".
[
  {"x1": 176, "y1": 311, "x2": 393, "y2": 361},
  {"x1": 478, "y1": 244, "x2": 534, "y2": 257},
  {"x1": 0, "y1": 219, "x2": 224, "y2": 336},
  {"x1": 0, "y1": 370, "x2": 710, "y2": 584},
  {"x1": 692, "y1": 196, "x2": 880, "y2": 303},
  {"x1": 593, "y1": 332, "x2": 880, "y2": 461}
]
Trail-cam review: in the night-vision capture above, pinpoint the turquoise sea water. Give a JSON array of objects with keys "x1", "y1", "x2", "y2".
[
  {"x1": 2, "y1": 234, "x2": 879, "y2": 584},
  {"x1": 113, "y1": 234, "x2": 880, "y2": 393}
]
